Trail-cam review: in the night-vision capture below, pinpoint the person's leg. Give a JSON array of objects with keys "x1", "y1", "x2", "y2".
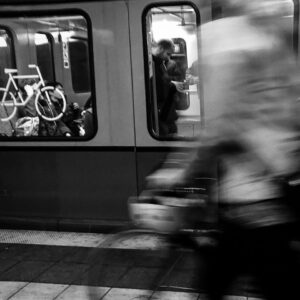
[
  {"x1": 251, "y1": 225, "x2": 300, "y2": 300},
  {"x1": 203, "y1": 228, "x2": 242, "y2": 300}
]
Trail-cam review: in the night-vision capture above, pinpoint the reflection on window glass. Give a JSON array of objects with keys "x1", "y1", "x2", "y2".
[
  {"x1": 0, "y1": 14, "x2": 95, "y2": 140},
  {"x1": 144, "y1": 5, "x2": 201, "y2": 139}
]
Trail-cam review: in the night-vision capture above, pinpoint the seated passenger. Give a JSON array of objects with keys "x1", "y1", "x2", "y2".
[
  {"x1": 47, "y1": 82, "x2": 83, "y2": 136},
  {"x1": 46, "y1": 81, "x2": 67, "y2": 113},
  {"x1": 82, "y1": 96, "x2": 94, "y2": 138},
  {"x1": 62, "y1": 102, "x2": 85, "y2": 136},
  {"x1": 18, "y1": 78, "x2": 39, "y2": 118},
  {"x1": 38, "y1": 81, "x2": 72, "y2": 137}
]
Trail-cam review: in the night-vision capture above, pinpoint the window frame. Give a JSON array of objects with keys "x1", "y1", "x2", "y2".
[
  {"x1": 142, "y1": 1, "x2": 201, "y2": 141},
  {"x1": 0, "y1": 8, "x2": 97, "y2": 142}
]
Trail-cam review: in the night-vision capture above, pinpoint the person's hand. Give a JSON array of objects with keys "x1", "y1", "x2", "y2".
[
  {"x1": 146, "y1": 168, "x2": 186, "y2": 189},
  {"x1": 72, "y1": 102, "x2": 80, "y2": 110},
  {"x1": 186, "y1": 74, "x2": 199, "y2": 85},
  {"x1": 24, "y1": 85, "x2": 34, "y2": 97},
  {"x1": 79, "y1": 126, "x2": 85, "y2": 136}
]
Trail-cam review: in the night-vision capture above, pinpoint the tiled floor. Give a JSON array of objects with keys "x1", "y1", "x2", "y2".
[
  {"x1": 0, "y1": 230, "x2": 110, "y2": 248},
  {"x1": 0, "y1": 229, "x2": 273, "y2": 299},
  {"x1": 0, "y1": 282, "x2": 263, "y2": 300},
  {"x1": 0, "y1": 229, "x2": 169, "y2": 249}
]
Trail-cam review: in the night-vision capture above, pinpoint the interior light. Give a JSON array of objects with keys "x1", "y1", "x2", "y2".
[
  {"x1": 0, "y1": 36, "x2": 7, "y2": 47},
  {"x1": 35, "y1": 33, "x2": 48, "y2": 45},
  {"x1": 59, "y1": 31, "x2": 75, "y2": 40}
]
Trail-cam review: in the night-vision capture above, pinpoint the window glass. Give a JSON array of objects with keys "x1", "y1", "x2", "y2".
[
  {"x1": 0, "y1": 29, "x2": 14, "y2": 88},
  {"x1": 0, "y1": 29, "x2": 16, "y2": 137},
  {"x1": 144, "y1": 5, "x2": 201, "y2": 139},
  {"x1": 69, "y1": 37, "x2": 91, "y2": 93},
  {"x1": 0, "y1": 14, "x2": 95, "y2": 140},
  {"x1": 35, "y1": 33, "x2": 55, "y2": 83}
]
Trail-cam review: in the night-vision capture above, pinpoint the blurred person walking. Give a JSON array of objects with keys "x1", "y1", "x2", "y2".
[{"x1": 147, "y1": 1, "x2": 300, "y2": 299}]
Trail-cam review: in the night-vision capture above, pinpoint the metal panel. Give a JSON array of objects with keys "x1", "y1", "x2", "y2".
[{"x1": 0, "y1": 149, "x2": 137, "y2": 221}]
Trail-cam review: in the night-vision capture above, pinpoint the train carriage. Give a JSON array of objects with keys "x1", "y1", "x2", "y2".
[{"x1": 0, "y1": 0, "x2": 296, "y2": 231}]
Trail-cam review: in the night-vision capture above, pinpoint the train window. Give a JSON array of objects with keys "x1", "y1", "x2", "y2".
[
  {"x1": 35, "y1": 33, "x2": 55, "y2": 83},
  {"x1": 144, "y1": 5, "x2": 201, "y2": 139},
  {"x1": 0, "y1": 14, "x2": 95, "y2": 140}
]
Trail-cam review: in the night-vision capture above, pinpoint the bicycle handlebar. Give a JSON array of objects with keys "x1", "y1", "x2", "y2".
[
  {"x1": 4, "y1": 68, "x2": 18, "y2": 74},
  {"x1": 28, "y1": 64, "x2": 43, "y2": 83}
]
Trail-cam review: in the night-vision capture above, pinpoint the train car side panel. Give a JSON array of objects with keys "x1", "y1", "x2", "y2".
[
  {"x1": 0, "y1": 1, "x2": 135, "y2": 146},
  {"x1": 0, "y1": 1, "x2": 138, "y2": 228}
]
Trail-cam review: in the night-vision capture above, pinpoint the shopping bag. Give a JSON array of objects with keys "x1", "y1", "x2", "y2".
[{"x1": 15, "y1": 116, "x2": 39, "y2": 136}]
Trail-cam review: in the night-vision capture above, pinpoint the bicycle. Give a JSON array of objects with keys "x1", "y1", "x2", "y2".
[
  {"x1": 0, "y1": 64, "x2": 67, "y2": 122},
  {"x1": 84, "y1": 183, "x2": 218, "y2": 299}
]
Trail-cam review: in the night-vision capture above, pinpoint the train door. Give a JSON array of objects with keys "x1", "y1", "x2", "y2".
[{"x1": 128, "y1": 0, "x2": 212, "y2": 192}]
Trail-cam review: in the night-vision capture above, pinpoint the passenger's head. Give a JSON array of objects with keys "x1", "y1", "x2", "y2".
[
  {"x1": 21, "y1": 78, "x2": 36, "y2": 87},
  {"x1": 20, "y1": 78, "x2": 37, "y2": 95},
  {"x1": 154, "y1": 39, "x2": 175, "y2": 61},
  {"x1": 45, "y1": 81, "x2": 65, "y2": 105},
  {"x1": 47, "y1": 81, "x2": 64, "y2": 93}
]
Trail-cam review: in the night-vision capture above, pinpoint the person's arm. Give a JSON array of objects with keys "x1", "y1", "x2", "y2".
[{"x1": 146, "y1": 135, "x2": 219, "y2": 190}]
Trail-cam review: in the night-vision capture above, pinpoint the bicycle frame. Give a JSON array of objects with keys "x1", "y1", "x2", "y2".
[
  {"x1": 1, "y1": 69, "x2": 46, "y2": 107},
  {"x1": 0, "y1": 64, "x2": 66, "y2": 122}
]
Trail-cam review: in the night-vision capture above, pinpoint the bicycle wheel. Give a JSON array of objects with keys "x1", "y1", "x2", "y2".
[
  {"x1": 35, "y1": 86, "x2": 67, "y2": 121},
  {"x1": 0, "y1": 88, "x2": 17, "y2": 122}
]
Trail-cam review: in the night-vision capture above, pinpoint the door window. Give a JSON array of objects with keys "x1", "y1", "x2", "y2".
[{"x1": 144, "y1": 5, "x2": 201, "y2": 139}]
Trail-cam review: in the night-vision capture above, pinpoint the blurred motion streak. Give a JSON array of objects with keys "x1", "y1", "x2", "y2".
[{"x1": 131, "y1": 1, "x2": 300, "y2": 299}]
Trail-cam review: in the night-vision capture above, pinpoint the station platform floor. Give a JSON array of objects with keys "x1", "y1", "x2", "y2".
[{"x1": 0, "y1": 228, "x2": 287, "y2": 300}]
